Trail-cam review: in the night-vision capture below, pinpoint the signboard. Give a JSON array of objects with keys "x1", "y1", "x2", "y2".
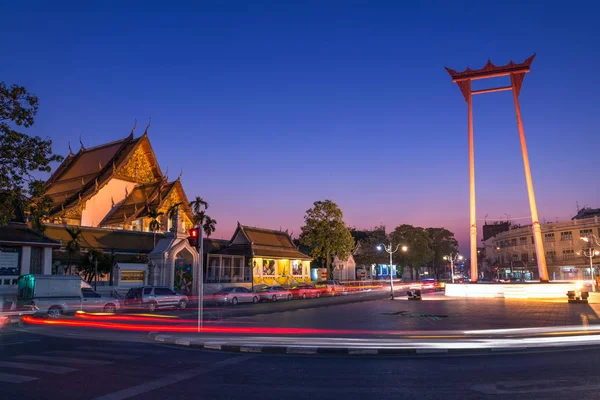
[
  {"x1": 0, "y1": 247, "x2": 20, "y2": 276},
  {"x1": 174, "y1": 259, "x2": 193, "y2": 294},
  {"x1": 121, "y1": 270, "x2": 145, "y2": 282}
]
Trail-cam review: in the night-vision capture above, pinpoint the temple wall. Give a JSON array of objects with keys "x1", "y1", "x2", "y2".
[{"x1": 81, "y1": 178, "x2": 137, "y2": 227}]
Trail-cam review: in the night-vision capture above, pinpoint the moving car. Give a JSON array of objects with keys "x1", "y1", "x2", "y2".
[
  {"x1": 257, "y1": 286, "x2": 293, "y2": 302},
  {"x1": 211, "y1": 287, "x2": 259, "y2": 305},
  {"x1": 123, "y1": 286, "x2": 188, "y2": 311},
  {"x1": 314, "y1": 280, "x2": 345, "y2": 296},
  {"x1": 17, "y1": 274, "x2": 120, "y2": 318},
  {"x1": 290, "y1": 284, "x2": 320, "y2": 299},
  {"x1": 421, "y1": 278, "x2": 443, "y2": 291}
]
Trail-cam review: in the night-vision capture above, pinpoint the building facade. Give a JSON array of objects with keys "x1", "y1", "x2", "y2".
[
  {"x1": 206, "y1": 223, "x2": 312, "y2": 290},
  {"x1": 484, "y1": 213, "x2": 600, "y2": 281}
]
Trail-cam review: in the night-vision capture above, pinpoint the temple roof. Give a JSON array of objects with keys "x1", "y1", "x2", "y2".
[
  {"x1": 0, "y1": 222, "x2": 61, "y2": 247},
  {"x1": 218, "y1": 224, "x2": 312, "y2": 260},
  {"x1": 100, "y1": 179, "x2": 193, "y2": 226},
  {"x1": 44, "y1": 224, "x2": 164, "y2": 254},
  {"x1": 445, "y1": 54, "x2": 536, "y2": 81},
  {"x1": 45, "y1": 131, "x2": 162, "y2": 217}
]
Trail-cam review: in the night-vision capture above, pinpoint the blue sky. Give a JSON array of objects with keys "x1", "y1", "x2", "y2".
[{"x1": 2, "y1": 1, "x2": 599, "y2": 251}]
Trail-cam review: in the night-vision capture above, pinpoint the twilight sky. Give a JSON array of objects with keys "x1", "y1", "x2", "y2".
[{"x1": 2, "y1": 1, "x2": 599, "y2": 252}]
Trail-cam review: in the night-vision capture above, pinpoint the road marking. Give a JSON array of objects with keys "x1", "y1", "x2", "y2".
[
  {"x1": 0, "y1": 339, "x2": 40, "y2": 347},
  {"x1": 15, "y1": 355, "x2": 113, "y2": 365},
  {"x1": 77, "y1": 346, "x2": 166, "y2": 354},
  {"x1": 0, "y1": 372, "x2": 38, "y2": 383},
  {"x1": 174, "y1": 338, "x2": 191, "y2": 346},
  {"x1": 45, "y1": 351, "x2": 139, "y2": 360},
  {"x1": 0, "y1": 361, "x2": 78, "y2": 374},
  {"x1": 93, "y1": 355, "x2": 254, "y2": 400}
]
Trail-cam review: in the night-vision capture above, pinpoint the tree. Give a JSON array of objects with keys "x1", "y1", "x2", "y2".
[
  {"x1": 78, "y1": 248, "x2": 111, "y2": 283},
  {"x1": 0, "y1": 82, "x2": 63, "y2": 224},
  {"x1": 26, "y1": 180, "x2": 54, "y2": 233},
  {"x1": 147, "y1": 208, "x2": 164, "y2": 246},
  {"x1": 390, "y1": 224, "x2": 433, "y2": 281},
  {"x1": 203, "y1": 216, "x2": 217, "y2": 238},
  {"x1": 426, "y1": 227, "x2": 459, "y2": 280},
  {"x1": 299, "y1": 200, "x2": 355, "y2": 279},
  {"x1": 64, "y1": 226, "x2": 82, "y2": 274},
  {"x1": 189, "y1": 196, "x2": 216, "y2": 237},
  {"x1": 352, "y1": 226, "x2": 388, "y2": 279},
  {"x1": 166, "y1": 202, "x2": 183, "y2": 232}
]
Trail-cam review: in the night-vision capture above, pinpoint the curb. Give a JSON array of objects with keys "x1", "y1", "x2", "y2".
[{"x1": 149, "y1": 332, "x2": 600, "y2": 357}]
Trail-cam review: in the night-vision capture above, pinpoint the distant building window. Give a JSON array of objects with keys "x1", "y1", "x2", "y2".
[
  {"x1": 519, "y1": 237, "x2": 527, "y2": 245},
  {"x1": 562, "y1": 249, "x2": 575, "y2": 260},
  {"x1": 560, "y1": 231, "x2": 573, "y2": 241},
  {"x1": 532, "y1": 252, "x2": 537, "y2": 261},
  {"x1": 531, "y1": 236, "x2": 535, "y2": 244},
  {"x1": 544, "y1": 233, "x2": 555, "y2": 243},
  {"x1": 510, "y1": 239, "x2": 517, "y2": 247},
  {"x1": 580, "y1": 229, "x2": 593, "y2": 239},
  {"x1": 546, "y1": 250, "x2": 556, "y2": 261},
  {"x1": 512, "y1": 253, "x2": 519, "y2": 261},
  {"x1": 521, "y1": 253, "x2": 529, "y2": 262}
]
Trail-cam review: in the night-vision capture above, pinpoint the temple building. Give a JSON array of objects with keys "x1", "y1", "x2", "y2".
[
  {"x1": 206, "y1": 223, "x2": 312, "y2": 290},
  {"x1": 43, "y1": 128, "x2": 193, "y2": 232},
  {"x1": 40, "y1": 127, "x2": 199, "y2": 293}
]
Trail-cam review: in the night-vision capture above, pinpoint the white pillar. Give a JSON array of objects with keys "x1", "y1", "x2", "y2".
[
  {"x1": 20, "y1": 246, "x2": 31, "y2": 275},
  {"x1": 43, "y1": 247, "x2": 53, "y2": 275}
]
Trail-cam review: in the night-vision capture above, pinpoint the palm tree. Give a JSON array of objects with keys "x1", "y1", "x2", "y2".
[
  {"x1": 189, "y1": 196, "x2": 209, "y2": 215},
  {"x1": 203, "y1": 216, "x2": 217, "y2": 238},
  {"x1": 65, "y1": 226, "x2": 82, "y2": 274},
  {"x1": 147, "y1": 208, "x2": 164, "y2": 246}
]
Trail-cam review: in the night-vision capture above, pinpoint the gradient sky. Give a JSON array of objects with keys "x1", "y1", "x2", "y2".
[{"x1": 2, "y1": 1, "x2": 599, "y2": 252}]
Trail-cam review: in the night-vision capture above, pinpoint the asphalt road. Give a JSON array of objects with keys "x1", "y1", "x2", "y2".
[{"x1": 2, "y1": 329, "x2": 600, "y2": 400}]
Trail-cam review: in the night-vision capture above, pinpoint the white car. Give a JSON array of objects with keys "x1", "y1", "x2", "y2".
[
  {"x1": 211, "y1": 287, "x2": 259, "y2": 305},
  {"x1": 257, "y1": 286, "x2": 293, "y2": 302}
]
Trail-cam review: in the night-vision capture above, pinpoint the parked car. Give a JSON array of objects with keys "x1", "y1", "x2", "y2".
[
  {"x1": 314, "y1": 280, "x2": 345, "y2": 296},
  {"x1": 257, "y1": 286, "x2": 293, "y2": 302},
  {"x1": 290, "y1": 284, "x2": 320, "y2": 299},
  {"x1": 211, "y1": 287, "x2": 259, "y2": 305},
  {"x1": 123, "y1": 286, "x2": 188, "y2": 311},
  {"x1": 81, "y1": 288, "x2": 120, "y2": 313},
  {"x1": 16, "y1": 274, "x2": 120, "y2": 318}
]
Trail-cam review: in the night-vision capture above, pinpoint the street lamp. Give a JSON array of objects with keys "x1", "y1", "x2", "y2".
[
  {"x1": 377, "y1": 243, "x2": 408, "y2": 300},
  {"x1": 579, "y1": 235, "x2": 600, "y2": 292},
  {"x1": 443, "y1": 253, "x2": 463, "y2": 283}
]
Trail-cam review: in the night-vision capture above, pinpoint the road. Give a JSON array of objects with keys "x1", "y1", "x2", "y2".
[{"x1": 2, "y1": 329, "x2": 600, "y2": 400}]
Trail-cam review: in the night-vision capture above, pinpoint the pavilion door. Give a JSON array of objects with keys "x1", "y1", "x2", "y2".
[{"x1": 174, "y1": 258, "x2": 193, "y2": 295}]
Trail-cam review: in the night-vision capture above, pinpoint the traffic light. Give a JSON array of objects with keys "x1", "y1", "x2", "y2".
[{"x1": 188, "y1": 227, "x2": 200, "y2": 247}]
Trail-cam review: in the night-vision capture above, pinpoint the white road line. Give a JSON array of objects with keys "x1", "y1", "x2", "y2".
[
  {"x1": 93, "y1": 355, "x2": 254, "y2": 400},
  {"x1": 286, "y1": 347, "x2": 318, "y2": 355},
  {"x1": 15, "y1": 355, "x2": 113, "y2": 366},
  {"x1": 0, "y1": 361, "x2": 78, "y2": 374},
  {"x1": 45, "y1": 351, "x2": 139, "y2": 360},
  {"x1": 0, "y1": 339, "x2": 40, "y2": 347},
  {"x1": 0, "y1": 372, "x2": 38, "y2": 383},
  {"x1": 76, "y1": 346, "x2": 165, "y2": 354}
]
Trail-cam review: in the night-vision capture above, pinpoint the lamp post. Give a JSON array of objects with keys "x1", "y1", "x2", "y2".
[
  {"x1": 377, "y1": 243, "x2": 408, "y2": 300},
  {"x1": 580, "y1": 235, "x2": 600, "y2": 292},
  {"x1": 443, "y1": 253, "x2": 463, "y2": 283}
]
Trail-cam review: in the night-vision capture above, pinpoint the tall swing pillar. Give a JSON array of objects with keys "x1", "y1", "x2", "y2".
[{"x1": 446, "y1": 54, "x2": 549, "y2": 283}]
